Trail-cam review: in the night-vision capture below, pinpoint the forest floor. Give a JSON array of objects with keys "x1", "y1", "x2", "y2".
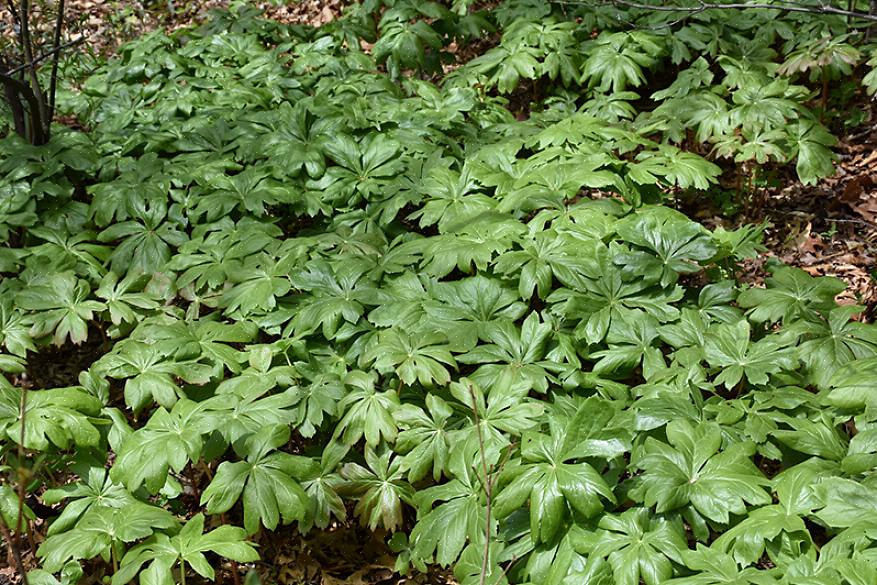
[
  {"x1": 25, "y1": 0, "x2": 877, "y2": 312},
  {"x1": 1, "y1": 2, "x2": 876, "y2": 584},
  {"x1": 711, "y1": 124, "x2": 877, "y2": 311}
]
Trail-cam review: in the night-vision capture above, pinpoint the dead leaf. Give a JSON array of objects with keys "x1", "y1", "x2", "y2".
[
  {"x1": 853, "y1": 198, "x2": 877, "y2": 223},
  {"x1": 322, "y1": 565, "x2": 395, "y2": 585},
  {"x1": 841, "y1": 174, "x2": 874, "y2": 203},
  {"x1": 794, "y1": 222, "x2": 824, "y2": 253}
]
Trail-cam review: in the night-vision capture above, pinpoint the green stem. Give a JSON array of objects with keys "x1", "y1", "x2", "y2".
[
  {"x1": 467, "y1": 384, "x2": 493, "y2": 585},
  {"x1": 16, "y1": 386, "x2": 29, "y2": 566},
  {"x1": 821, "y1": 68, "x2": 829, "y2": 122}
]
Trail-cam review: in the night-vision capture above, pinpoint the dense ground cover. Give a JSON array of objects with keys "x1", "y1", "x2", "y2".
[{"x1": 1, "y1": 1, "x2": 877, "y2": 584}]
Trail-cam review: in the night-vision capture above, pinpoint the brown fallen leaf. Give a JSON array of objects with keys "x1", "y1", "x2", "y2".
[
  {"x1": 853, "y1": 198, "x2": 877, "y2": 223},
  {"x1": 841, "y1": 174, "x2": 874, "y2": 203},
  {"x1": 321, "y1": 565, "x2": 395, "y2": 585},
  {"x1": 795, "y1": 222, "x2": 824, "y2": 254}
]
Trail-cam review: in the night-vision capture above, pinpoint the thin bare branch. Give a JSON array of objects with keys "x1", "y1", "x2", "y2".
[
  {"x1": 467, "y1": 383, "x2": 493, "y2": 585},
  {"x1": 4, "y1": 0, "x2": 21, "y2": 29},
  {"x1": 3, "y1": 35, "x2": 83, "y2": 77},
  {"x1": 554, "y1": 0, "x2": 877, "y2": 22},
  {"x1": 0, "y1": 517, "x2": 27, "y2": 585}
]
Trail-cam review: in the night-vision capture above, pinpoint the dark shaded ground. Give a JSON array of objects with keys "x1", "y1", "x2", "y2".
[
  {"x1": 726, "y1": 124, "x2": 876, "y2": 314},
  {"x1": 247, "y1": 523, "x2": 455, "y2": 585}
]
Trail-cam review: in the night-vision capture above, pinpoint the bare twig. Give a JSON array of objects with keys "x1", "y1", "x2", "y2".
[
  {"x1": 0, "y1": 517, "x2": 27, "y2": 584},
  {"x1": 2, "y1": 36, "x2": 84, "y2": 77},
  {"x1": 844, "y1": 123, "x2": 877, "y2": 143},
  {"x1": 497, "y1": 554, "x2": 518, "y2": 584},
  {"x1": 554, "y1": 0, "x2": 877, "y2": 22},
  {"x1": 812, "y1": 216, "x2": 876, "y2": 227},
  {"x1": 772, "y1": 208, "x2": 876, "y2": 228},
  {"x1": 467, "y1": 383, "x2": 493, "y2": 585},
  {"x1": 4, "y1": 0, "x2": 22, "y2": 33}
]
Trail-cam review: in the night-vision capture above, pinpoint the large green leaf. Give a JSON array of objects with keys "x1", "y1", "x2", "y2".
[
  {"x1": 0, "y1": 383, "x2": 101, "y2": 450},
  {"x1": 575, "y1": 508, "x2": 686, "y2": 585},
  {"x1": 112, "y1": 514, "x2": 259, "y2": 585},
  {"x1": 631, "y1": 420, "x2": 771, "y2": 523},
  {"x1": 200, "y1": 425, "x2": 311, "y2": 534}
]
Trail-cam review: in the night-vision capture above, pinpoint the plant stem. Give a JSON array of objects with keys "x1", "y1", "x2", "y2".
[
  {"x1": 0, "y1": 386, "x2": 30, "y2": 585},
  {"x1": 467, "y1": 383, "x2": 493, "y2": 585},
  {"x1": 230, "y1": 560, "x2": 242, "y2": 585},
  {"x1": 869, "y1": 0, "x2": 877, "y2": 40},
  {"x1": 735, "y1": 167, "x2": 744, "y2": 210},
  {"x1": 18, "y1": 0, "x2": 49, "y2": 143},
  {"x1": 821, "y1": 68, "x2": 829, "y2": 122},
  {"x1": 747, "y1": 165, "x2": 756, "y2": 212},
  {"x1": 0, "y1": 387, "x2": 32, "y2": 585},
  {"x1": 199, "y1": 460, "x2": 215, "y2": 481},
  {"x1": 217, "y1": 508, "x2": 242, "y2": 585},
  {"x1": 188, "y1": 463, "x2": 202, "y2": 503},
  {"x1": 46, "y1": 0, "x2": 66, "y2": 133},
  {"x1": 0, "y1": 70, "x2": 45, "y2": 143},
  {"x1": 16, "y1": 386, "x2": 29, "y2": 557}
]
